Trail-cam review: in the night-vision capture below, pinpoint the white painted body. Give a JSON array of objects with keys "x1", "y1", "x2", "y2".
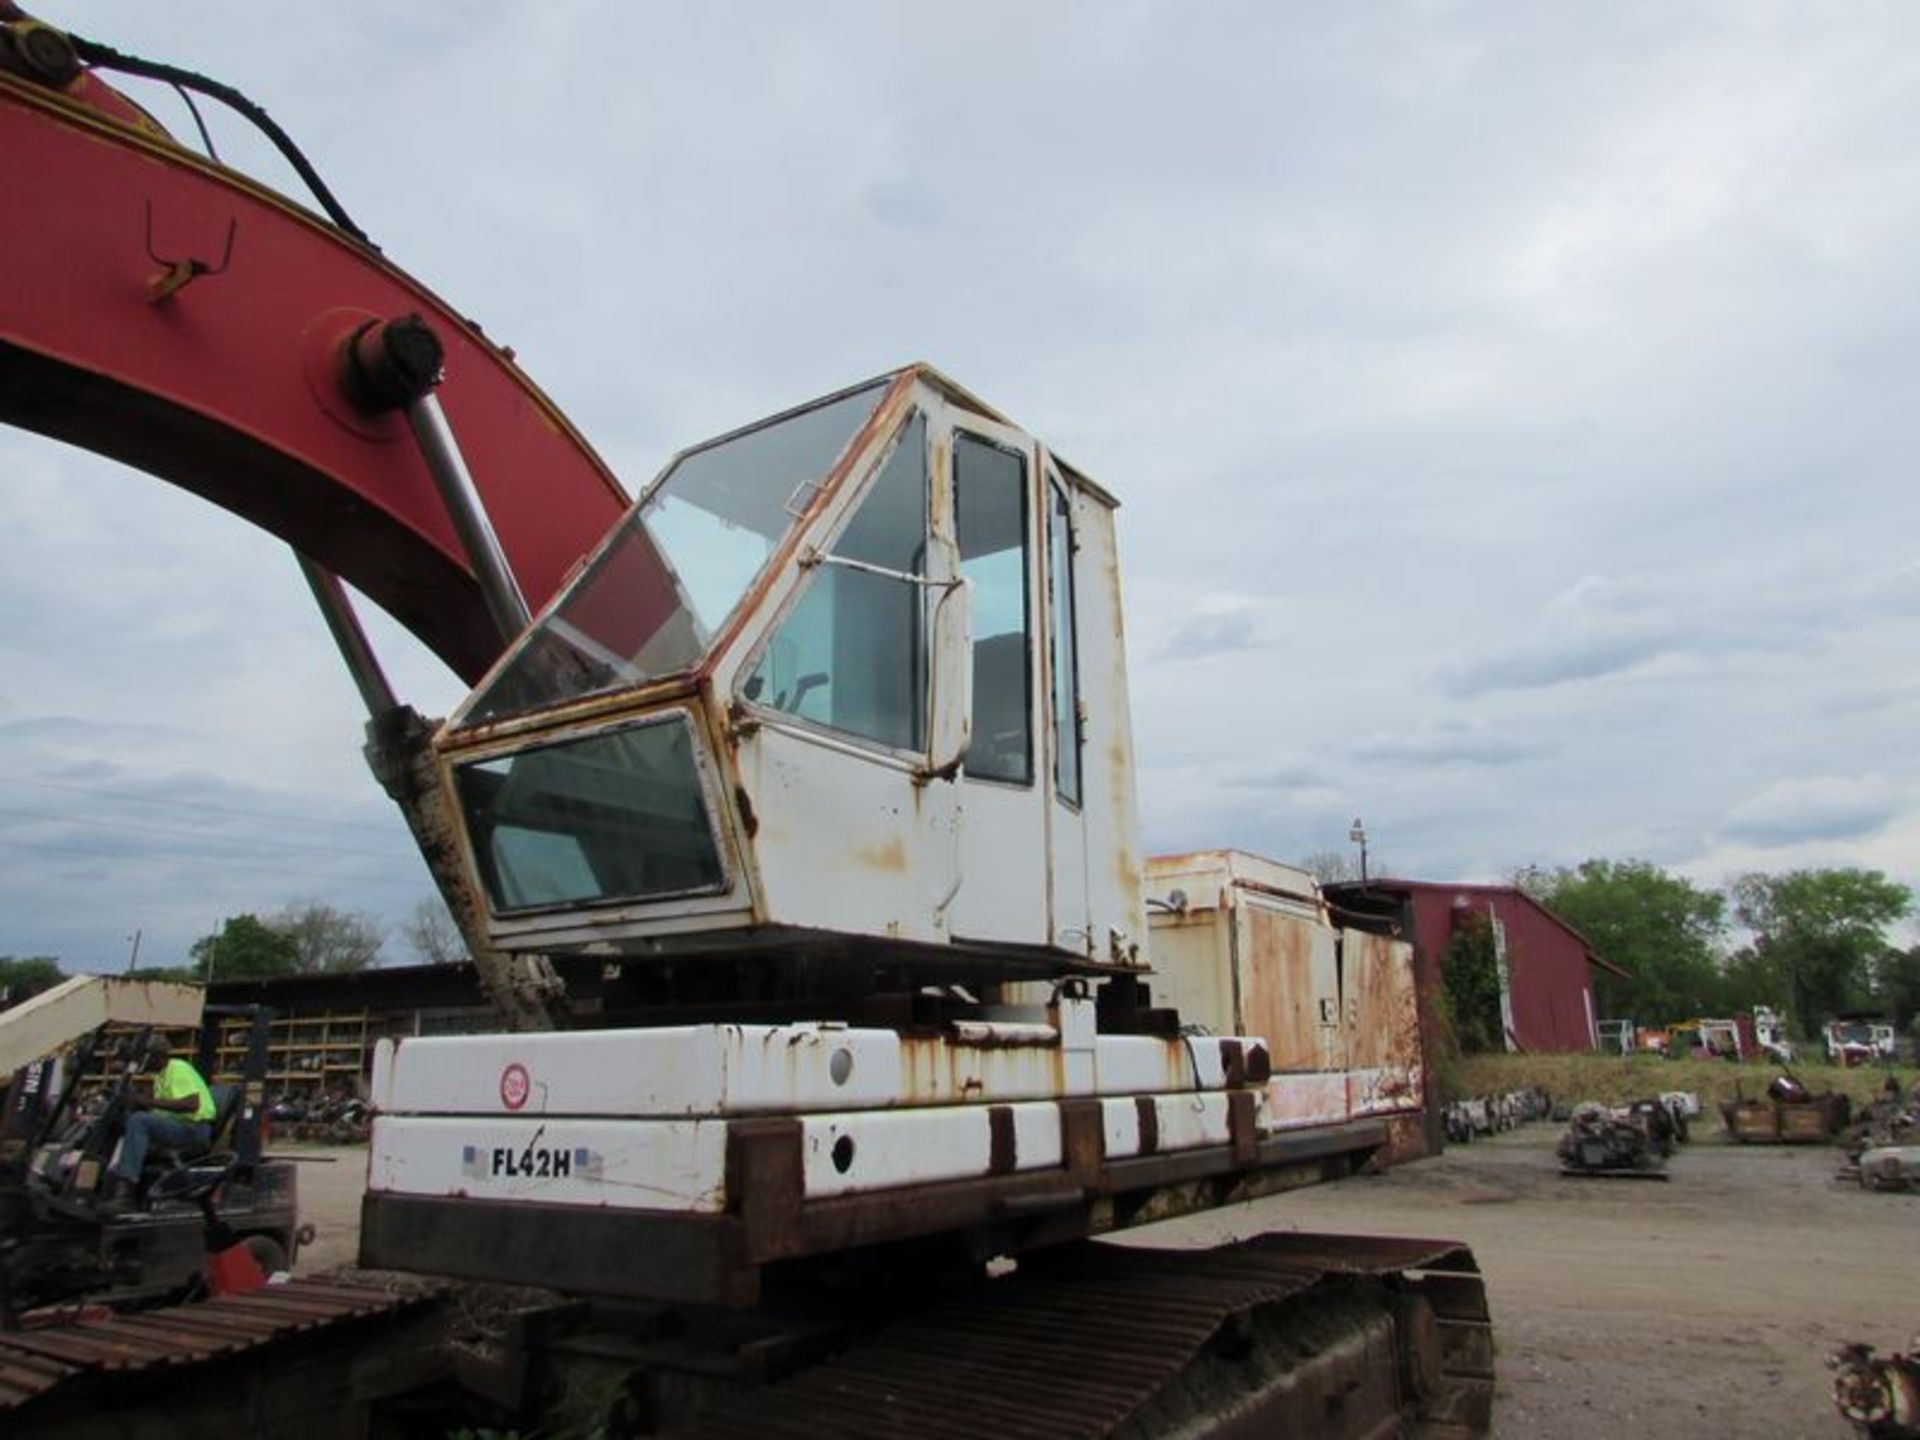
[
  {"x1": 369, "y1": 1001, "x2": 1248, "y2": 1119},
  {"x1": 366, "y1": 994, "x2": 1275, "y2": 1212},
  {"x1": 368, "y1": 1084, "x2": 1262, "y2": 1211}
]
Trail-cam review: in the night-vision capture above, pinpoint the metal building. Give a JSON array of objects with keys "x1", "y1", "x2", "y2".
[{"x1": 1325, "y1": 881, "x2": 1627, "y2": 1053}]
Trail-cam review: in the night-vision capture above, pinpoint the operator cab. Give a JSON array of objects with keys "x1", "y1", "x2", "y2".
[{"x1": 437, "y1": 366, "x2": 1145, "y2": 985}]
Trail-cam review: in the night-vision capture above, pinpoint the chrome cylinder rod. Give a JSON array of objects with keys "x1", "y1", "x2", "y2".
[{"x1": 405, "y1": 390, "x2": 531, "y2": 642}]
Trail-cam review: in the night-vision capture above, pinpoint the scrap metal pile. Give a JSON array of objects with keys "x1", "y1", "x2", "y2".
[
  {"x1": 1555, "y1": 1097, "x2": 1686, "y2": 1178},
  {"x1": 1831, "y1": 1337, "x2": 1920, "y2": 1438},
  {"x1": 266, "y1": 1093, "x2": 371, "y2": 1147},
  {"x1": 1838, "y1": 1077, "x2": 1920, "y2": 1194},
  {"x1": 1443, "y1": 1087, "x2": 1552, "y2": 1145}
]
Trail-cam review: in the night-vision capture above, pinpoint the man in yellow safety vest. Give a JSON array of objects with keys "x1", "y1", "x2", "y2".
[{"x1": 102, "y1": 1034, "x2": 216, "y2": 1209}]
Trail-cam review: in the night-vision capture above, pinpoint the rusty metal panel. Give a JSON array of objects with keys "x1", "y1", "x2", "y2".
[
  {"x1": 1341, "y1": 928, "x2": 1424, "y2": 1117},
  {"x1": 1239, "y1": 900, "x2": 1340, "y2": 1074},
  {"x1": 1265, "y1": 1072, "x2": 1350, "y2": 1131}
]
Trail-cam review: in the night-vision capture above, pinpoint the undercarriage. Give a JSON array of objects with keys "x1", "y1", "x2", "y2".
[{"x1": 3, "y1": 1234, "x2": 1492, "y2": 1440}]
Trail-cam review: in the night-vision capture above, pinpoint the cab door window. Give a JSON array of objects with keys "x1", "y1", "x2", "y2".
[{"x1": 954, "y1": 433, "x2": 1032, "y2": 785}]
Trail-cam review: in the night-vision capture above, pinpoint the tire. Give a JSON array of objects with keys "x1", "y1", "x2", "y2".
[{"x1": 243, "y1": 1234, "x2": 289, "y2": 1276}]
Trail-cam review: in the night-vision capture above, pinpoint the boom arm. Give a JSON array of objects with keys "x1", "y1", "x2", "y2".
[
  {"x1": 0, "y1": 30, "x2": 626, "y2": 683},
  {"x1": 0, "y1": 18, "x2": 643, "y2": 1027}
]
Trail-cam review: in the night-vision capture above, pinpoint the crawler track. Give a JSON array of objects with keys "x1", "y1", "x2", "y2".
[
  {"x1": 0, "y1": 1277, "x2": 444, "y2": 1429},
  {"x1": 676, "y1": 1233, "x2": 1493, "y2": 1439},
  {"x1": 0, "y1": 1235, "x2": 1493, "y2": 1437}
]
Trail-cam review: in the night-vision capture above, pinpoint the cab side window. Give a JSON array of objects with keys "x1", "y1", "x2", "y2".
[
  {"x1": 1047, "y1": 480, "x2": 1082, "y2": 806},
  {"x1": 744, "y1": 414, "x2": 928, "y2": 752}
]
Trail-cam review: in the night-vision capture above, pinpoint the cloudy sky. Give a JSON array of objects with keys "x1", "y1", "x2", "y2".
[{"x1": 9, "y1": 2, "x2": 1919, "y2": 970}]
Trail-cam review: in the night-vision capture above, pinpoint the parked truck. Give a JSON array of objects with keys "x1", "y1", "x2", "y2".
[{"x1": 0, "y1": 13, "x2": 1492, "y2": 1435}]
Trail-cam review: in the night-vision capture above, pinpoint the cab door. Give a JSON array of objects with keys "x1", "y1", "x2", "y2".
[{"x1": 941, "y1": 407, "x2": 1048, "y2": 945}]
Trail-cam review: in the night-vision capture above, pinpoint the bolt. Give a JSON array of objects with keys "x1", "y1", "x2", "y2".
[{"x1": 342, "y1": 314, "x2": 444, "y2": 414}]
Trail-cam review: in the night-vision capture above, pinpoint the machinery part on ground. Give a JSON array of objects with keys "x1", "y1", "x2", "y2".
[
  {"x1": 1555, "y1": 1101, "x2": 1671, "y2": 1179},
  {"x1": 1831, "y1": 1338, "x2": 1920, "y2": 1438},
  {"x1": 1721, "y1": 1073, "x2": 1853, "y2": 1144},
  {"x1": 1659, "y1": 1090, "x2": 1701, "y2": 1123},
  {"x1": 1851, "y1": 1147, "x2": 1920, "y2": 1193},
  {"x1": 1442, "y1": 1088, "x2": 1552, "y2": 1146},
  {"x1": 1837, "y1": 1077, "x2": 1919, "y2": 1191}
]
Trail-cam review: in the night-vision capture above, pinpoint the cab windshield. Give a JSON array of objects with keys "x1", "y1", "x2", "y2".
[{"x1": 457, "y1": 379, "x2": 892, "y2": 726}]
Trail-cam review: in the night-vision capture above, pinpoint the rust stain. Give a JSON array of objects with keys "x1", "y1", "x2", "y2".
[
  {"x1": 851, "y1": 836, "x2": 908, "y2": 873},
  {"x1": 1344, "y1": 929, "x2": 1421, "y2": 1075}
]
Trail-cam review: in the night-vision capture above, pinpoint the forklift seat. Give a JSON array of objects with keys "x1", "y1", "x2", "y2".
[{"x1": 148, "y1": 1083, "x2": 242, "y2": 1170}]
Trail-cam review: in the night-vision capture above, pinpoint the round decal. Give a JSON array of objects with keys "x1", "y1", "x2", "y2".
[{"x1": 499, "y1": 1061, "x2": 531, "y2": 1111}]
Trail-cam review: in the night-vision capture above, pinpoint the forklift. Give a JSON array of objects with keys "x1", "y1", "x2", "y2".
[{"x1": 0, "y1": 994, "x2": 303, "y2": 1320}]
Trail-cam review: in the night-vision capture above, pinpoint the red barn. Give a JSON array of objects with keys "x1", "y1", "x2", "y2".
[{"x1": 1327, "y1": 880, "x2": 1626, "y2": 1053}]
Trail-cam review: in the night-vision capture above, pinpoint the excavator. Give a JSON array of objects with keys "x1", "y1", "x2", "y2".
[{"x1": 0, "y1": 11, "x2": 1493, "y2": 1435}]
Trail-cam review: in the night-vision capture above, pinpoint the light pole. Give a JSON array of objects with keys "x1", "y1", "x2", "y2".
[
  {"x1": 1348, "y1": 818, "x2": 1369, "y2": 886},
  {"x1": 124, "y1": 928, "x2": 142, "y2": 973}
]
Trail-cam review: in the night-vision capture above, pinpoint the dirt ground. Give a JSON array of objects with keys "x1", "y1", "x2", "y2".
[
  {"x1": 289, "y1": 1129, "x2": 1914, "y2": 1438},
  {"x1": 1147, "y1": 1127, "x2": 1914, "y2": 1438},
  {"x1": 284, "y1": 1146, "x2": 367, "y2": 1274}
]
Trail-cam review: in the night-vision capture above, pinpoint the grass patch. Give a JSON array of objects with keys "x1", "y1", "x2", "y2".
[{"x1": 1443, "y1": 1051, "x2": 1917, "y2": 1115}]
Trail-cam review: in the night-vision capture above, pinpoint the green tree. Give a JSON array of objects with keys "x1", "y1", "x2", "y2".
[
  {"x1": 133, "y1": 964, "x2": 206, "y2": 985},
  {"x1": 1871, "y1": 945, "x2": 1920, "y2": 1035},
  {"x1": 1718, "y1": 943, "x2": 1784, "y2": 1017},
  {"x1": 271, "y1": 901, "x2": 383, "y2": 974},
  {"x1": 190, "y1": 915, "x2": 301, "y2": 982},
  {"x1": 1532, "y1": 859, "x2": 1726, "y2": 1023},
  {"x1": 1729, "y1": 868, "x2": 1912, "y2": 1035},
  {"x1": 0, "y1": 955, "x2": 66, "y2": 1005},
  {"x1": 1441, "y1": 918, "x2": 1504, "y2": 1053}
]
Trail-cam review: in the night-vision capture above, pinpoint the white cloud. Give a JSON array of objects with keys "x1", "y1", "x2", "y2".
[
  {"x1": 9, "y1": 1, "x2": 1920, "y2": 965},
  {"x1": 1716, "y1": 776, "x2": 1903, "y2": 849}
]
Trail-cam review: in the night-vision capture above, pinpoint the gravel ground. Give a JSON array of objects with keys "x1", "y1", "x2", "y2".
[{"x1": 287, "y1": 1128, "x2": 1914, "y2": 1437}]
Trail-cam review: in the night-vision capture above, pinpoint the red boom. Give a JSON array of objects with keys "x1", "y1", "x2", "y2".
[{"x1": 0, "y1": 62, "x2": 628, "y2": 682}]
